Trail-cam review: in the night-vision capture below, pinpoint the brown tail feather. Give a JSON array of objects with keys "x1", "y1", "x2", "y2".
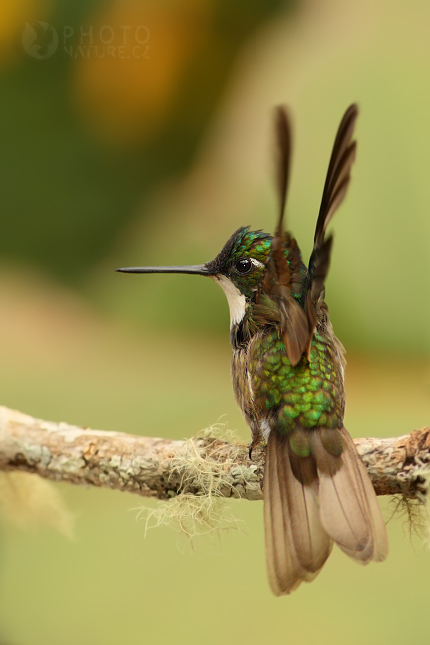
[
  {"x1": 264, "y1": 426, "x2": 388, "y2": 595},
  {"x1": 264, "y1": 431, "x2": 332, "y2": 596},
  {"x1": 338, "y1": 428, "x2": 388, "y2": 562},
  {"x1": 310, "y1": 426, "x2": 388, "y2": 563}
]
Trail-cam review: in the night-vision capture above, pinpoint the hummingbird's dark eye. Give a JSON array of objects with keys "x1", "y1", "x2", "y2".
[{"x1": 235, "y1": 258, "x2": 253, "y2": 274}]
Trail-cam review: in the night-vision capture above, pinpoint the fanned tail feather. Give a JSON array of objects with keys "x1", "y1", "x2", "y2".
[
  {"x1": 264, "y1": 426, "x2": 388, "y2": 595},
  {"x1": 264, "y1": 430, "x2": 332, "y2": 596},
  {"x1": 310, "y1": 427, "x2": 388, "y2": 563}
]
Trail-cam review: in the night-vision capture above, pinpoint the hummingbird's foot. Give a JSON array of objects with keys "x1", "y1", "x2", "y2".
[{"x1": 248, "y1": 438, "x2": 259, "y2": 460}]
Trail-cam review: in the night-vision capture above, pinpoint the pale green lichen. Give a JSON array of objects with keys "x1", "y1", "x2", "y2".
[
  {"x1": 134, "y1": 423, "x2": 245, "y2": 542},
  {"x1": 388, "y1": 461, "x2": 430, "y2": 542}
]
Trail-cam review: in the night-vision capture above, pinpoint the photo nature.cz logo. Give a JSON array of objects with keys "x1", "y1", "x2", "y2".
[{"x1": 21, "y1": 22, "x2": 150, "y2": 60}]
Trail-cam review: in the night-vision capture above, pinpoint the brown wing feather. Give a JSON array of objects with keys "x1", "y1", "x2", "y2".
[
  {"x1": 314, "y1": 104, "x2": 358, "y2": 246},
  {"x1": 274, "y1": 105, "x2": 292, "y2": 237},
  {"x1": 304, "y1": 235, "x2": 333, "y2": 351},
  {"x1": 259, "y1": 107, "x2": 310, "y2": 366},
  {"x1": 264, "y1": 430, "x2": 333, "y2": 596},
  {"x1": 305, "y1": 105, "x2": 358, "y2": 340},
  {"x1": 309, "y1": 426, "x2": 388, "y2": 563},
  {"x1": 261, "y1": 238, "x2": 309, "y2": 366},
  {"x1": 279, "y1": 297, "x2": 309, "y2": 367}
]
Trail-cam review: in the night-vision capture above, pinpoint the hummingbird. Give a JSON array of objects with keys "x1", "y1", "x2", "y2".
[{"x1": 117, "y1": 104, "x2": 388, "y2": 595}]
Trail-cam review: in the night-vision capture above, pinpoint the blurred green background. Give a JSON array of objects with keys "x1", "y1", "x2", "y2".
[{"x1": 0, "y1": 0, "x2": 429, "y2": 643}]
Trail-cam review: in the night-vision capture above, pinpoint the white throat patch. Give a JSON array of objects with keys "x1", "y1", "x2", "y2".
[{"x1": 213, "y1": 276, "x2": 246, "y2": 327}]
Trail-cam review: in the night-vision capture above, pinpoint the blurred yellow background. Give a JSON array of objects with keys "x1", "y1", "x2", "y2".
[{"x1": 0, "y1": 0, "x2": 428, "y2": 643}]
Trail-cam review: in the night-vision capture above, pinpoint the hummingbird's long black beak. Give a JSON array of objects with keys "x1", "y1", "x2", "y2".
[{"x1": 116, "y1": 264, "x2": 213, "y2": 276}]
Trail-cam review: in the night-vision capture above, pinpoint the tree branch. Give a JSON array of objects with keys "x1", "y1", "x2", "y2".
[{"x1": 0, "y1": 406, "x2": 428, "y2": 502}]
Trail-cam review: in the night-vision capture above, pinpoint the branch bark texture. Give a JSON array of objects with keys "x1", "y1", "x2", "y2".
[{"x1": 0, "y1": 406, "x2": 428, "y2": 502}]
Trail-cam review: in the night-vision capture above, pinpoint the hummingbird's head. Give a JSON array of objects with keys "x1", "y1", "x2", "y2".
[
  {"x1": 116, "y1": 226, "x2": 272, "y2": 328},
  {"x1": 203, "y1": 227, "x2": 272, "y2": 325}
]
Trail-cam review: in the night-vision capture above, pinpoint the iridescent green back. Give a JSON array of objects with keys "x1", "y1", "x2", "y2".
[{"x1": 251, "y1": 329, "x2": 343, "y2": 436}]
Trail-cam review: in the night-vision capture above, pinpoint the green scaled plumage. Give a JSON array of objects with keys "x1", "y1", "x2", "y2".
[
  {"x1": 252, "y1": 331, "x2": 343, "y2": 431},
  {"x1": 116, "y1": 103, "x2": 389, "y2": 597}
]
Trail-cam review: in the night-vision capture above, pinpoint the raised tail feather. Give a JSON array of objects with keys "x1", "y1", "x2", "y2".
[{"x1": 263, "y1": 427, "x2": 388, "y2": 596}]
